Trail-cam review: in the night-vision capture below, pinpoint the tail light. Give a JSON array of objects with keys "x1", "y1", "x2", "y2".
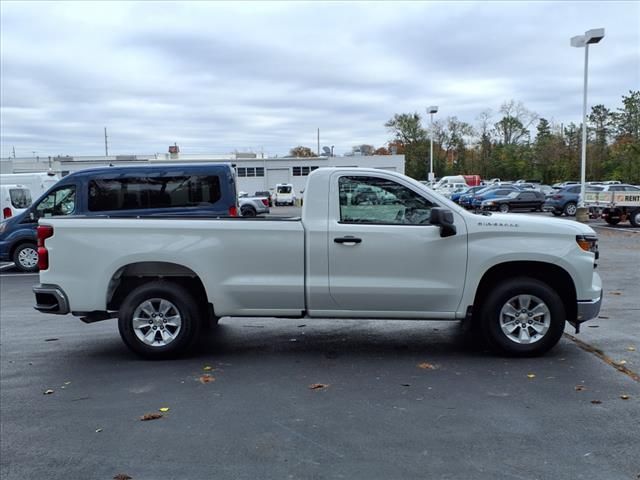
[
  {"x1": 261, "y1": 198, "x2": 269, "y2": 207},
  {"x1": 37, "y1": 225, "x2": 54, "y2": 270},
  {"x1": 228, "y1": 205, "x2": 238, "y2": 217},
  {"x1": 3, "y1": 207, "x2": 11, "y2": 219}
]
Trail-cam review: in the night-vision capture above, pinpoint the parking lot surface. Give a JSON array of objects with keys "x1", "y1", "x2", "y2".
[{"x1": 1, "y1": 211, "x2": 638, "y2": 480}]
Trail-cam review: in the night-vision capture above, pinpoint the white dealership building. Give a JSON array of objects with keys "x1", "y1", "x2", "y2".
[{"x1": 1, "y1": 152, "x2": 405, "y2": 196}]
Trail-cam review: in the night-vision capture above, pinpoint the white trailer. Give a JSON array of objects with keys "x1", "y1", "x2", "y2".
[{"x1": 584, "y1": 191, "x2": 640, "y2": 227}]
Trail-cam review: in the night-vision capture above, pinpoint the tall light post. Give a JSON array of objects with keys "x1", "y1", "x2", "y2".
[
  {"x1": 571, "y1": 28, "x2": 605, "y2": 221},
  {"x1": 427, "y1": 106, "x2": 438, "y2": 182}
]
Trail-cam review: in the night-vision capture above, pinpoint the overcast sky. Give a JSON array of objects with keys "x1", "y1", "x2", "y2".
[{"x1": 1, "y1": 0, "x2": 638, "y2": 158}]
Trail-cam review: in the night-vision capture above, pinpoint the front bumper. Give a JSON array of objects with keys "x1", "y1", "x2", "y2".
[
  {"x1": 33, "y1": 284, "x2": 70, "y2": 315},
  {"x1": 576, "y1": 290, "x2": 603, "y2": 323}
]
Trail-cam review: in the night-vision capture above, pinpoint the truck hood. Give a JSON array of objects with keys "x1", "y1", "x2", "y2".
[{"x1": 466, "y1": 212, "x2": 596, "y2": 236}]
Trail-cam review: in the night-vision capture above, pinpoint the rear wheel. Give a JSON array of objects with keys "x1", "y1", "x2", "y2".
[
  {"x1": 563, "y1": 202, "x2": 577, "y2": 216},
  {"x1": 498, "y1": 203, "x2": 510, "y2": 213},
  {"x1": 241, "y1": 205, "x2": 256, "y2": 217},
  {"x1": 604, "y1": 216, "x2": 620, "y2": 225},
  {"x1": 478, "y1": 277, "x2": 565, "y2": 356},
  {"x1": 630, "y1": 209, "x2": 640, "y2": 228},
  {"x1": 118, "y1": 281, "x2": 202, "y2": 359},
  {"x1": 13, "y1": 243, "x2": 38, "y2": 272}
]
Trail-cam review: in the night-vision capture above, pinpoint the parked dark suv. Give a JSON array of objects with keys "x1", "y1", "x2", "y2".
[
  {"x1": 543, "y1": 185, "x2": 603, "y2": 216},
  {"x1": 0, "y1": 163, "x2": 238, "y2": 272}
]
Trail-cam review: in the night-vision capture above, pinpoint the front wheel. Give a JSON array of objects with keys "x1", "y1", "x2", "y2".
[
  {"x1": 13, "y1": 243, "x2": 39, "y2": 272},
  {"x1": 498, "y1": 203, "x2": 510, "y2": 213},
  {"x1": 478, "y1": 277, "x2": 565, "y2": 356},
  {"x1": 118, "y1": 281, "x2": 202, "y2": 359}
]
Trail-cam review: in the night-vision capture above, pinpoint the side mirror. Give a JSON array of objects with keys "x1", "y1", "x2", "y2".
[
  {"x1": 430, "y1": 207, "x2": 457, "y2": 238},
  {"x1": 29, "y1": 211, "x2": 36, "y2": 222}
]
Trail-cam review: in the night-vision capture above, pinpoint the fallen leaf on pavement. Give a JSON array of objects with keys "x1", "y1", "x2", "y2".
[
  {"x1": 113, "y1": 475, "x2": 132, "y2": 480},
  {"x1": 575, "y1": 385, "x2": 586, "y2": 392},
  {"x1": 620, "y1": 394, "x2": 630, "y2": 400},
  {"x1": 159, "y1": 407, "x2": 169, "y2": 413},
  {"x1": 401, "y1": 384, "x2": 411, "y2": 387},
  {"x1": 140, "y1": 413, "x2": 163, "y2": 421},
  {"x1": 309, "y1": 383, "x2": 329, "y2": 390},
  {"x1": 298, "y1": 324, "x2": 307, "y2": 328},
  {"x1": 43, "y1": 389, "x2": 54, "y2": 395},
  {"x1": 526, "y1": 374, "x2": 536, "y2": 379},
  {"x1": 44, "y1": 338, "x2": 59, "y2": 342},
  {"x1": 95, "y1": 428, "x2": 103, "y2": 433},
  {"x1": 609, "y1": 291, "x2": 622, "y2": 296},
  {"x1": 417, "y1": 362, "x2": 436, "y2": 370},
  {"x1": 203, "y1": 365, "x2": 213, "y2": 371},
  {"x1": 627, "y1": 346, "x2": 636, "y2": 352},
  {"x1": 590, "y1": 400, "x2": 602, "y2": 404},
  {"x1": 597, "y1": 316, "x2": 609, "y2": 319},
  {"x1": 199, "y1": 374, "x2": 215, "y2": 384}
]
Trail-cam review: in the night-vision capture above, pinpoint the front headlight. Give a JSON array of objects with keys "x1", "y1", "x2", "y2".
[{"x1": 485, "y1": 201, "x2": 495, "y2": 206}]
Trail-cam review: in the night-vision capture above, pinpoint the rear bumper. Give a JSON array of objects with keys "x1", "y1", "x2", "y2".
[{"x1": 33, "y1": 284, "x2": 70, "y2": 315}]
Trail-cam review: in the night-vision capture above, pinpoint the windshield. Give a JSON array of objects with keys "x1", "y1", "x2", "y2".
[
  {"x1": 277, "y1": 186, "x2": 292, "y2": 194},
  {"x1": 10, "y1": 188, "x2": 32, "y2": 208}
]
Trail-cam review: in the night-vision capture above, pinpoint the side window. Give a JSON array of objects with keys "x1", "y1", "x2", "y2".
[
  {"x1": 88, "y1": 175, "x2": 222, "y2": 212},
  {"x1": 339, "y1": 176, "x2": 434, "y2": 225},
  {"x1": 36, "y1": 186, "x2": 76, "y2": 218}
]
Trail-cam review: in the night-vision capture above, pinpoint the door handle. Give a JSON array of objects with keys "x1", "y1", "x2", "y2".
[{"x1": 334, "y1": 236, "x2": 362, "y2": 245}]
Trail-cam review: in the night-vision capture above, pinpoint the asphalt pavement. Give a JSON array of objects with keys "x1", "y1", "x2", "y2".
[{"x1": 0, "y1": 211, "x2": 638, "y2": 480}]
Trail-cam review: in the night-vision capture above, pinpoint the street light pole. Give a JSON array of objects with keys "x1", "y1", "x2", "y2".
[
  {"x1": 579, "y1": 43, "x2": 589, "y2": 209},
  {"x1": 571, "y1": 28, "x2": 604, "y2": 221},
  {"x1": 427, "y1": 106, "x2": 438, "y2": 182}
]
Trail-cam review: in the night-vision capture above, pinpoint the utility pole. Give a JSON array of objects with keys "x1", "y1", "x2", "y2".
[
  {"x1": 104, "y1": 127, "x2": 109, "y2": 156},
  {"x1": 12, "y1": 146, "x2": 16, "y2": 158}
]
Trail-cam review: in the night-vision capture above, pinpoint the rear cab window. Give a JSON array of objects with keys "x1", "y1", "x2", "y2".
[{"x1": 10, "y1": 188, "x2": 32, "y2": 208}]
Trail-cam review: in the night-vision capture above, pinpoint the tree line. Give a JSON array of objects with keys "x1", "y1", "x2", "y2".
[{"x1": 381, "y1": 91, "x2": 640, "y2": 184}]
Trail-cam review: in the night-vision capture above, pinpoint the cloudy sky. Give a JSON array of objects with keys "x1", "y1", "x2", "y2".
[{"x1": 1, "y1": 1, "x2": 638, "y2": 158}]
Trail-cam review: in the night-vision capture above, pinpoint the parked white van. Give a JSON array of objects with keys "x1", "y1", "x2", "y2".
[
  {"x1": 274, "y1": 183, "x2": 296, "y2": 206},
  {"x1": 433, "y1": 175, "x2": 467, "y2": 190},
  {"x1": 1, "y1": 184, "x2": 32, "y2": 219},
  {"x1": 1, "y1": 172, "x2": 60, "y2": 203}
]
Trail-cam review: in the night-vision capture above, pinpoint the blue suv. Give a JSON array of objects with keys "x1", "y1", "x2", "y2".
[
  {"x1": 0, "y1": 163, "x2": 238, "y2": 272},
  {"x1": 543, "y1": 185, "x2": 603, "y2": 216}
]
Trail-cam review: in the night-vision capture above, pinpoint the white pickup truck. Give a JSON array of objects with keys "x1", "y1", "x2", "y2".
[{"x1": 33, "y1": 168, "x2": 602, "y2": 359}]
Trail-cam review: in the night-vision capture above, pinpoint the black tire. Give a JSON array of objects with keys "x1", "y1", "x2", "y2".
[
  {"x1": 498, "y1": 203, "x2": 510, "y2": 213},
  {"x1": 241, "y1": 205, "x2": 256, "y2": 217},
  {"x1": 118, "y1": 281, "x2": 202, "y2": 359},
  {"x1": 13, "y1": 243, "x2": 39, "y2": 272},
  {"x1": 551, "y1": 210, "x2": 562, "y2": 217},
  {"x1": 604, "y1": 216, "x2": 620, "y2": 225},
  {"x1": 563, "y1": 202, "x2": 577, "y2": 216},
  {"x1": 477, "y1": 277, "x2": 566, "y2": 357},
  {"x1": 630, "y1": 209, "x2": 640, "y2": 228}
]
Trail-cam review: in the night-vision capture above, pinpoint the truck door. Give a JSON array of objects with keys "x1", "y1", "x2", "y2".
[{"x1": 327, "y1": 173, "x2": 468, "y2": 316}]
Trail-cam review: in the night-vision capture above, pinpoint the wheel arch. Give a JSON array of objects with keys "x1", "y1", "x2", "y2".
[
  {"x1": 106, "y1": 261, "x2": 211, "y2": 313},
  {"x1": 472, "y1": 261, "x2": 577, "y2": 323}
]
